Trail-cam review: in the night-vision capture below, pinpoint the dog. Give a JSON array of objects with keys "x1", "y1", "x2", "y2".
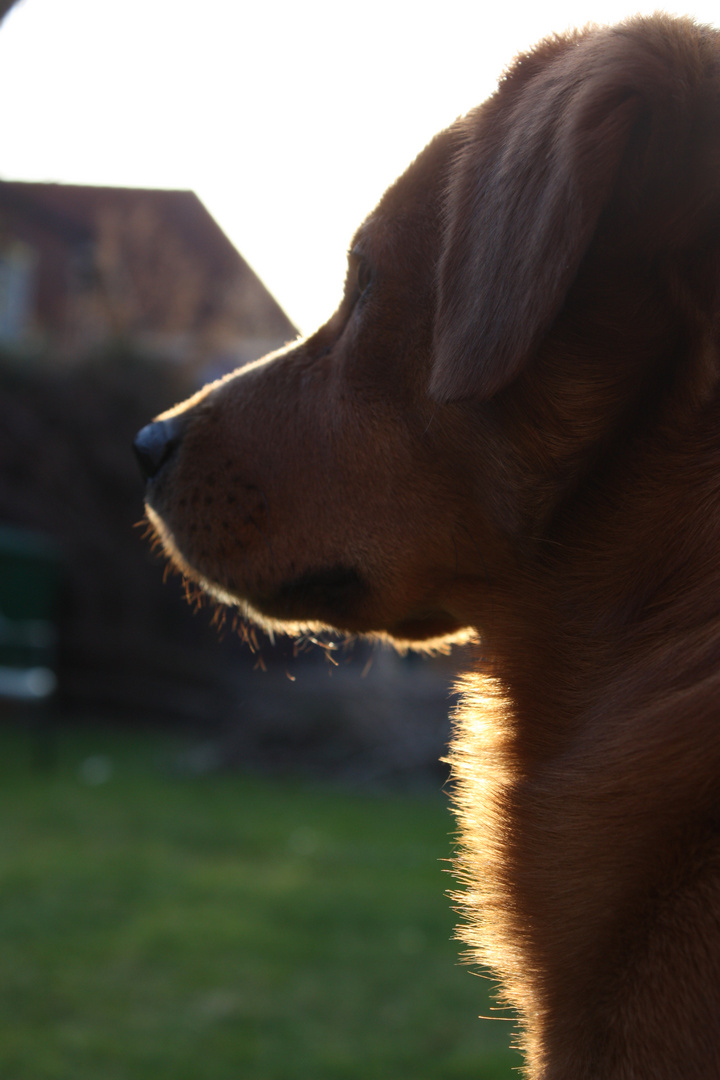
[{"x1": 135, "y1": 14, "x2": 720, "y2": 1076}]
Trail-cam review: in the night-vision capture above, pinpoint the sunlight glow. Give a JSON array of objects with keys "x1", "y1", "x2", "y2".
[{"x1": 0, "y1": 0, "x2": 718, "y2": 334}]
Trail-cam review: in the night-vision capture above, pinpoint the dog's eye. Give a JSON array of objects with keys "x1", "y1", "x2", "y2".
[{"x1": 356, "y1": 258, "x2": 372, "y2": 297}]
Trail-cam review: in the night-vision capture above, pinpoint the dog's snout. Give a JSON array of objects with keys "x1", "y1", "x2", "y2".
[{"x1": 133, "y1": 415, "x2": 186, "y2": 481}]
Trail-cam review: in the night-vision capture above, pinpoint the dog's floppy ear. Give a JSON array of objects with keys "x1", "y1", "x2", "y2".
[{"x1": 430, "y1": 38, "x2": 644, "y2": 403}]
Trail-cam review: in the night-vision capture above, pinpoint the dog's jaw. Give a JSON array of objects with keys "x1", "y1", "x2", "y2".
[{"x1": 146, "y1": 493, "x2": 472, "y2": 647}]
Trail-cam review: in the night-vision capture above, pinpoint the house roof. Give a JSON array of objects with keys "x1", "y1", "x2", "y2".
[{"x1": 0, "y1": 180, "x2": 297, "y2": 342}]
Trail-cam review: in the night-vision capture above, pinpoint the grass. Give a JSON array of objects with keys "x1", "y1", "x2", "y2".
[{"x1": 0, "y1": 722, "x2": 521, "y2": 1079}]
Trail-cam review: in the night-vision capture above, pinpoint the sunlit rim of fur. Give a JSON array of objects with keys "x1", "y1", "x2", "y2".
[{"x1": 155, "y1": 339, "x2": 302, "y2": 424}]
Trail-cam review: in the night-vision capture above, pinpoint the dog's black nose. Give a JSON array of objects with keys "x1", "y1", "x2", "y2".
[{"x1": 133, "y1": 415, "x2": 185, "y2": 481}]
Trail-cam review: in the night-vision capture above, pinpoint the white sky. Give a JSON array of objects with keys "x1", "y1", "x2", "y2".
[{"x1": 0, "y1": 0, "x2": 718, "y2": 335}]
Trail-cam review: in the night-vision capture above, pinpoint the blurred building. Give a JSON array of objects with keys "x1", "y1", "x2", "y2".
[{"x1": 0, "y1": 181, "x2": 296, "y2": 372}]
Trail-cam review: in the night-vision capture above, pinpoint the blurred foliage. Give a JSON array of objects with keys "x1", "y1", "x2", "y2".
[
  {"x1": 0, "y1": 723, "x2": 520, "y2": 1079},
  {"x1": 0, "y1": 347, "x2": 253, "y2": 720}
]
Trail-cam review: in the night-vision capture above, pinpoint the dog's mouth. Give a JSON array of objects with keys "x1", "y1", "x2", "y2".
[
  {"x1": 147, "y1": 503, "x2": 465, "y2": 644},
  {"x1": 147, "y1": 507, "x2": 369, "y2": 625},
  {"x1": 252, "y1": 567, "x2": 464, "y2": 643},
  {"x1": 252, "y1": 565, "x2": 370, "y2": 625}
]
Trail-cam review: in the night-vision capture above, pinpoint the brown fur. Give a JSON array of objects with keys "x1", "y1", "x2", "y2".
[{"x1": 139, "y1": 14, "x2": 720, "y2": 1076}]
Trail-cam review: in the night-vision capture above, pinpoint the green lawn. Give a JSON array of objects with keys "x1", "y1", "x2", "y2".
[{"x1": 0, "y1": 722, "x2": 520, "y2": 1079}]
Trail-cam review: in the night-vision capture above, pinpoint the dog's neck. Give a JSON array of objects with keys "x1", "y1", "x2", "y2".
[{"x1": 451, "y1": 379, "x2": 720, "y2": 1074}]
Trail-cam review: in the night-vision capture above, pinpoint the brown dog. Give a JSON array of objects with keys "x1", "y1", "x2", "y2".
[{"x1": 135, "y1": 14, "x2": 720, "y2": 1076}]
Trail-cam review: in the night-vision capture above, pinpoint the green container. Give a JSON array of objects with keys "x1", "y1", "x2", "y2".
[{"x1": 0, "y1": 525, "x2": 61, "y2": 700}]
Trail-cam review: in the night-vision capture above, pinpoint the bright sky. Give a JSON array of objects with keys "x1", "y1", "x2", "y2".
[{"x1": 0, "y1": 0, "x2": 717, "y2": 335}]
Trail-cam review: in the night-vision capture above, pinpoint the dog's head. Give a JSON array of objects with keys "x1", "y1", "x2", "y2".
[{"x1": 136, "y1": 15, "x2": 720, "y2": 647}]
